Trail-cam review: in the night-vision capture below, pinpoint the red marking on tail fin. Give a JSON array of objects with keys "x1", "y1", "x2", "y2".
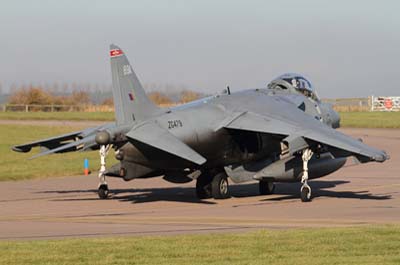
[{"x1": 110, "y1": 49, "x2": 123, "y2": 57}]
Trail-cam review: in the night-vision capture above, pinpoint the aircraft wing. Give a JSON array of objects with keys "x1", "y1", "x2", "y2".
[
  {"x1": 223, "y1": 110, "x2": 388, "y2": 163},
  {"x1": 126, "y1": 121, "x2": 207, "y2": 166},
  {"x1": 12, "y1": 123, "x2": 115, "y2": 159},
  {"x1": 12, "y1": 130, "x2": 85, "y2": 153}
]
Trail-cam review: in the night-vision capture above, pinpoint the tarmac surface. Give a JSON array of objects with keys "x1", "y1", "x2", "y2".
[{"x1": 0, "y1": 128, "x2": 399, "y2": 240}]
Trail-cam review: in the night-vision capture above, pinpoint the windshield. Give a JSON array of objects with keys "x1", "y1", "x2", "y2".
[{"x1": 272, "y1": 73, "x2": 319, "y2": 101}]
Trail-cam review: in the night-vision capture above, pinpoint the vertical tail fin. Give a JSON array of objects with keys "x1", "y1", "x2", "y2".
[{"x1": 110, "y1": 44, "x2": 160, "y2": 125}]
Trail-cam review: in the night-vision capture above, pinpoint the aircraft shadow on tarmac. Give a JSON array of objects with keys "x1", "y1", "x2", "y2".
[
  {"x1": 259, "y1": 180, "x2": 392, "y2": 201},
  {"x1": 41, "y1": 186, "x2": 218, "y2": 205},
  {"x1": 39, "y1": 179, "x2": 391, "y2": 204}
]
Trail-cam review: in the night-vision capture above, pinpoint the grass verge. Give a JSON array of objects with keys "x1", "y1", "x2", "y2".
[
  {"x1": 339, "y1": 112, "x2": 400, "y2": 128},
  {"x1": 1, "y1": 226, "x2": 399, "y2": 265},
  {"x1": 1, "y1": 111, "x2": 400, "y2": 128},
  {"x1": 0, "y1": 124, "x2": 116, "y2": 181}
]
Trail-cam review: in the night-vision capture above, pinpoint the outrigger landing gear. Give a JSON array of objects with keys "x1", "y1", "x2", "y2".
[
  {"x1": 300, "y1": 148, "x2": 313, "y2": 202},
  {"x1": 98, "y1": 144, "x2": 111, "y2": 199}
]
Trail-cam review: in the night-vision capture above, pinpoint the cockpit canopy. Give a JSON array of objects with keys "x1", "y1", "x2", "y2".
[{"x1": 268, "y1": 73, "x2": 320, "y2": 101}]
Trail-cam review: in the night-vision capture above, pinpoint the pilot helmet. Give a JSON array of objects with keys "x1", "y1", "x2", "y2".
[{"x1": 268, "y1": 73, "x2": 317, "y2": 100}]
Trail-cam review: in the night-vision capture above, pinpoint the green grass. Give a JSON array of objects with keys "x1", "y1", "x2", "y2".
[
  {"x1": 2, "y1": 111, "x2": 400, "y2": 128},
  {"x1": 0, "y1": 111, "x2": 115, "y2": 121},
  {"x1": 1, "y1": 226, "x2": 399, "y2": 265},
  {"x1": 0, "y1": 124, "x2": 116, "y2": 181},
  {"x1": 339, "y1": 112, "x2": 400, "y2": 128}
]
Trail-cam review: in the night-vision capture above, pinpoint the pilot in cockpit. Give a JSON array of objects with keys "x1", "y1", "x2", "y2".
[
  {"x1": 268, "y1": 73, "x2": 319, "y2": 102},
  {"x1": 291, "y1": 77, "x2": 312, "y2": 98},
  {"x1": 291, "y1": 79, "x2": 298, "y2": 88}
]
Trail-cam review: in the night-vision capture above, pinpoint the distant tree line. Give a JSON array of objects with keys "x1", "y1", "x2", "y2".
[
  {"x1": 6, "y1": 84, "x2": 203, "y2": 106},
  {"x1": 6, "y1": 82, "x2": 112, "y2": 95},
  {"x1": 8, "y1": 87, "x2": 91, "y2": 106}
]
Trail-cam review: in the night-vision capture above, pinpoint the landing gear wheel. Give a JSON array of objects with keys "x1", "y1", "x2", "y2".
[
  {"x1": 98, "y1": 184, "x2": 109, "y2": 199},
  {"x1": 196, "y1": 175, "x2": 212, "y2": 199},
  {"x1": 259, "y1": 180, "x2": 275, "y2": 195},
  {"x1": 300, "y1": 185, "x2": 311, "y2": 202},
  {"x1": 211, "y1": 172, "x2": 230, "y2": 199}
]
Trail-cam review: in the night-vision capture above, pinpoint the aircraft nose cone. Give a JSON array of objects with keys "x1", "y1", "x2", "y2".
[{"x1": 95, "y1": 131, "x2": 111, "y2": 145}]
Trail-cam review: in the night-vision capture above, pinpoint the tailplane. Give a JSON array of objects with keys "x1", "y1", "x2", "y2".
[{"x1": 110, "y1": 44, "x2": 160, "y2": 125}]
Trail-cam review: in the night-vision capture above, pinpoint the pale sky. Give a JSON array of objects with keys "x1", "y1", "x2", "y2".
[{"x1": 0, "y1": 0, "x2": 399, "y2": 98}]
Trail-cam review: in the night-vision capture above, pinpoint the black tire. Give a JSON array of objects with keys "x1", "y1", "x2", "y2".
[
  {"x1": 259, "y1": 180, "x2": 275, "y2": 195},
  {"x1": 211, "y1": 172, "x2": 230, "y2": 199},
  {"x1": 196, "y1": 174, "x2": 212, "y2": 199},
  {"x1": 98, "y1": 184, "x2": 109, "y2": 199},
  {"x1": 300, "y1": 186, "x2": 311, "y2": 202}
]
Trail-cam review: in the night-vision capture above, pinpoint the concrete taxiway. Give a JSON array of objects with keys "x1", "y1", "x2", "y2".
[{"x1": 0, "y1": 128, "x2": 398, "y2": 240}]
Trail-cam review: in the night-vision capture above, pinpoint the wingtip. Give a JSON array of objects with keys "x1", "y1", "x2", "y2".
[
  {"x1": 374, "y1": 151, "x2": 389, "y2": 163},
  {"x1": 11, "y1": 146, "x2": 31, "y2": 153},
  {"x1": 196, "y1": 157, "x2": 207, "y2": 166},
  {"x1": 12, "y1": 146, "x2": 22, "y2": 152},
  {"x1": 382, "y1": 151, "x2": 390, "y2": 161}
]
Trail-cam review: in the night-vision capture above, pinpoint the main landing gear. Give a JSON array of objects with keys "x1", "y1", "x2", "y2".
[
  {"x1": 196, "y1": 171, "x2": 230, "y2": 200},
  {"x1": 300, "y1": 148, "x2": 313, "y2": 202},
  {"x1": 98, "y1": 144, "x2": 111, "y2": 199}
]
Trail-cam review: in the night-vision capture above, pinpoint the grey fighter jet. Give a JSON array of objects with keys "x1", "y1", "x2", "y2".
[{"x1": 13, "y1": 45, "x2": 389, "y2": 202}]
